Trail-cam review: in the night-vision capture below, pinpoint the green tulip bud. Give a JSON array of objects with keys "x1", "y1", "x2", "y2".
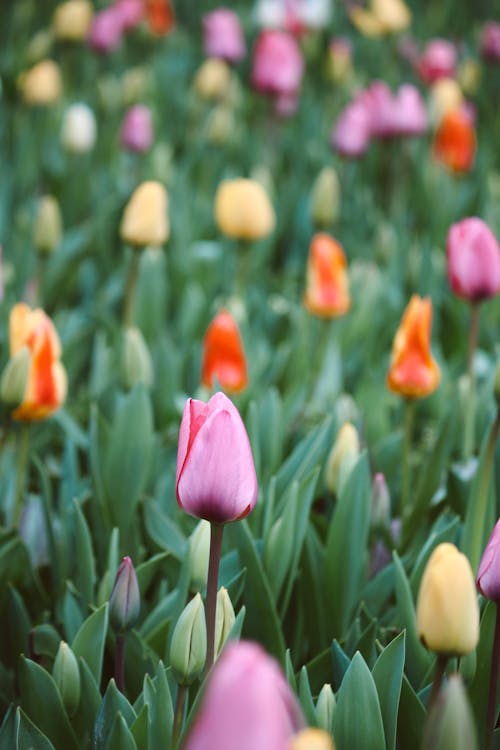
[
  {"x1": 0, "y1": 346, "x2": 30, "y2": 405},
  {"x1": 170, "y1": 593, "x2": 207, "y2": 686},
  {"x1": 422, "y1": 673, "x2": 478, "y2": 750},
  {"x1": 316, "y1": 683, "x2": 335, "y2": 734},
  {"x1": 214, "y1": 587, "x2": 235, "y2": 659},
  {"x1": 189, "y1": 520, "x2": 210, "y2": 592},
  {"x1": 324, "y1": 423, "x2": 360, "y2": 495},
  {"x1": 52, "y1": 641, "x2": 81, "y2": 716},
  {"x1": 310, "y1": 167, "x2": 341, "y2": 228},
  {"x1": 33, "y1": 195, "x2": 62, "y2": 255},
  {"x1": 121, "y1": 327, "x2": 154, "y2": 390},
  {"x1": 109, "y1": 556, "x2": 140, "y2": 634}
]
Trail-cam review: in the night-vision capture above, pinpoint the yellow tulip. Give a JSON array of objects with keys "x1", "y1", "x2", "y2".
[
  {"x1": 194, "y1": 58, "x2": 232, "y2": 102},
  {"x1": 53, "y1": 0, "x2": 93, "y2": 41},
  {"x1": 33, "y1": 195, "x2": 63, "y2": 255},
  {"x1": 289, "y1": 729, "x2": 336, "y2": 750},
  {"x1": 19, "y1": 60, "x2": 62, "y2": 106},
  {"x1": 120, "y1": 181, "x2": 169, "y2": 247},
  {"x1": 350, "y1": 0, "x2": 411, "y2": 37},
  {"x1": 214, "y1": 178, "x2": 275, "y2": 241}
]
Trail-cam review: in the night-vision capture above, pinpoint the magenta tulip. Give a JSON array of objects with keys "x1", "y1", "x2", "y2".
[
  {"x1": 331, "y1": 98, "x2": 371, "y2": 158},
  {"x1": 114, "y1": 0, "x2": 144, "y2": 31},
  {"x1": 183, "y1": 641, "x2": 305, "y2": 750},
  {"x1": 447, "y1": 217, "x2": 500, "y2": 303},
  {"x1": 480, "y1": 22, "x2": 500, "y2": 63},
  {"x1": 251, "y1": 30, "x2": 304, "y2": 99},
  {"x1": 203, "y1": 9, "x2": 246, "y2": 64},
  {"x1": 417, "y1": 38, "x2": 457, "y2": 85},
  {"x1": 477, "y1": 519, "x2": 500, "y2": 601},
  {"x1": 368, "y1": 81, "x2": 427, "y2": 138},
  {"x1": 120, "y1": 105, "x2": 154, "y2": 153},
  {"x1": 88, "y1": 7, "x2": 123, "y2": 54},
  {"x1": 176, "y1": 392, "x2": 258, "y2": 524}
]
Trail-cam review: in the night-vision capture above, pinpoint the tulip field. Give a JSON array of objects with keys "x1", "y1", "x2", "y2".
[{"x1": 2, "y1": 0, "x2": 500, "y2": 748}]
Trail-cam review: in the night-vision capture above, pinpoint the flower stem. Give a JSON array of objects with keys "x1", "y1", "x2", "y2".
[
  {"x1": 427, "y1": 654, "x2": 448, "y2": 715},
  {"x1": 115, "y1": 633, "x2": 126, "y2": 693},
  {"x1": 13, "y1": 422, "x2": 31, "y2": 528},
  {"x1": 235, "y1": 240, "x2": 250, "y2": 299},
  {"x1": 486, "y1": 604, "x2": 500, "y2": 750},
  {"x1": 463, "y1": 303, "x2": 480, "y2": 459},
  {"x1": 204, "y1": 522, "x2": 224, "y2": 677},
  {"x1": 123, "y1": 248, "x2": 141, "y2": 328},
  {"x1": 401, "y1": 398, "x2": 416, "y2": 519},
  {"x1": 172, "y1": 685, "x2": 187, "y2": 748}
]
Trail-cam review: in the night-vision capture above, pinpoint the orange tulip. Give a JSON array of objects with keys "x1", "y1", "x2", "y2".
[
  {"x1": 201, "y1": 310, "x2": 247, "y2": 393},
  {"x1": 387, "y1": 295, "x2": 440, "y2": 398},
  {"x1": 8, "y1": 303, "x2": 67, "y2": 421},
  {"x1": 433, "y1": 109, "x2": 475, "y2": 174},
  {"x1": 303, "y1": 233, "x2": 351, "y2": 318},
  {"x1": 145, "y1": 0, "x2": 175, "y2": 35}
]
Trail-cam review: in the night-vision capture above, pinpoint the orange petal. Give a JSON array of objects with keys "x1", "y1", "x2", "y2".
[
  {"x1": 433, "y1": 109, "x2": 476, "y2": 174},
  {"x1": 303, "y1": 233, "x2": 351, "y2": 318},
  {"x1": 201, "y1": 310, "x2": 248, "y2": 393},
  {"x1": 145, "y1": 0, "x2": 175, "y2": 35}
]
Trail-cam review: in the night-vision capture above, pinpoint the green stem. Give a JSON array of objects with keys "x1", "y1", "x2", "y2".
[
  {"x1": 115, "y1": 633, "x2": 126, "y2": 693},
  {"x1": 13, "y1": 422, "x2": 31, "y2": 527},
  {"x1": 486, "y1": 605, "x2": 500, "y2": 750},
  {"x1": 463, "y1": 304, "x2": 480, "y2": 459},
  {"x1": 427, "y1": 655, "x2": 448, "y2": 715},
  {"x1": 234, "y1": 240, "x2": 250, "y2": 299},
  {"x1": 123, "y1": 248, "x2": 141, "y2": 328},
  {"x1": 204, "y1": 522, "x2": 224, "y2": 677},
  {"x1": 172, "y1": 685, "x2": 188, "y2": 748},
  {"x1": 401, "y1": 398, "x2": 416, "y2": 519}
]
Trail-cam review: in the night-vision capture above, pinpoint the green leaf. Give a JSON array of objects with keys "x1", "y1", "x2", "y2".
[
  {"x1": 145, "y1": 661, "x2": 174, "y2": 749},
  {"x1": 333, "y1": 651, "x2": 385, "y2": 750},
  {"x1": 0, "y1": 705, "x2": 17, "y2": 749},
  {"x1": 275, "y1": 415, "x2": 334, "y2": 497},
  {"x1": 105, "y1": 713, "x2": 138, "y2": 750},
  {"x1": 94, "y1": 680, "x2": 136, "y2": 750},
  {"x1": 136, "y1": 552, "x2": 170, "y2": 594},
  {"x1": 299, "y1": 667, "x2": 317, "y2": 726},
  {"x1": 72, "y1": 603, "x2": 109, "y2": 685},
  {"x1": 372, "y1": 631, "x2": 406, "y2": 750},
  {"x1": 72, "y1": 659, "x2": 102, "y2": 750},
  {"x1": 143, "y1": 499, "x2": 187, "y2": 560},
  {"x1": 331, "y1": 641, "x2": 350, "y2": 691},
  {"x1": 72, "y1": 499, "x2": 96, "y2": 606},
  {"x1": 324, "y1": 453, "x2": 371, "y2": 639},
  {"x1": 17, "y1": 708, "x2": 57, "y2": 750},
  {"x1": 397, "y1": 674, "x2": 425, "y2": 750},
  {"x1": 130, "y1": 705, "x2": 149, "y2": 750},
  {"x1": 31, "y1": 624, "x2": 61, "y2": 661},
  {"x1": 469, "y1": 601, "x2": 496, "y2": 747}
]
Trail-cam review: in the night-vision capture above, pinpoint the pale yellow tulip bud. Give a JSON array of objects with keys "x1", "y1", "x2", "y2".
[
  {"x1": 194, "y1": 59, "x2": 232, "y2": 102},
  {"x1": 458, "y1": 59, "x2": 481, "y2": 96},
  {"x1": 214, "y1": 587, "x2": 236, "y2": 658},
  {"x1": 33, "y1": 195, "x2": 62, "y2": 255},
  {"x1": 289, "y1": 728, "x2": 336, "y2": 750},
  {"x1": 310, "y1": 167, "x2": 341, "y2": 228},
  {"x1": 121, "y1": 327, "x2": 154, "y2": 390},
  {"x1": 53, "y1": 0, "x2": 93, "y2": 41},
  {"x1": 19, "y1": 60, "x2": 62, "y2": 106},
  {"x1": 324, "y1": 423, "x2": 360, "y2": 495},
  {"x1": 429, "y1": 78, "x2": 463, "y2": 125},
  {"x1": 120, "y1": 181, "x2": 169, "y2": 248},
  {"x1": 214, "y1": 178, "x2": 275, "y2": 241}
]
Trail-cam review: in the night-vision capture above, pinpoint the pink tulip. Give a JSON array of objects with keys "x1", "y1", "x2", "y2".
[
  {"x1": 480, "y1": 22, "x2": 500, "y2": 63},
  {"x1": 251, "y1": 30, "x2": 304, "y2": 99},
  {"x1": 183, "y1": 641, "x2": 305, "y2": 750},
  {"x1": 369, "y1": 82, "x2": 427, "y2": 138},
  {"x1": 120, "y1": 105, "x2": 154, "y2": 153},
  {"x1": 417, "y1": 39, "x2": 457, "y2": 85},
  {"x1": 203, "y1": 9, "x2": 246, "y2": 64},
  {"x1": 114, "y1": 0, "x2": 144, "y2": 31},
  {"x1": 331, "y1": 97, "x2": 371, "y2": 158},
  {"x1": 176, "y1": 392, "x2": 258, "y2": 523},
  {"x1": 477, "y1": 519, "x2": 500, "y2": 601},
  {"x1": 88, "y1": 7, "x2": 123, "y2": 54},
  {"x1": 447, "y1": 217, "x2": 500, "y2": 303}
]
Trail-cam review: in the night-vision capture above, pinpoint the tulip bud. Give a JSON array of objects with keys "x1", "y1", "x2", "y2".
[
  {"x1": 310, "y1": 167, "x2": 341, "y2": 228},
  {"x1": 109, "y1": 556, "x2": 140, "y2": 634},
  {"x1": 327, "y1": 38, "x2": 353, "y2": 83},
  {"x1": 476, "y1": 518, "x2": 500, "y2": 601},
  {"x1": 61, "y1": 103, "x2": 97, "y2": 154},
  {"x1": 52, "y1": 641, "x2": 81, "y2": 716},
  {"x1": 289, "y1": 729, "x2": 336, "y2": 750},
  {"x1": 189, "y1": 520, "x2": 210, "y2": 592},
  {"x1": 194, "y1": 58, "x2": 232, "y2": 101},
  {"x1": 120, "y1": 181, "x2": 169, "y2": 248},
  {"x1": 371, "y1": 473, "x2": 391, "y2": 529},
  {"x1": 0, "y1": 346, "x2": 30, "y2": 406},
  {"x1": 53, "y1": 0, "x2": 93, "y2": 41},
  {"x1": 446, "y1": 217, "x2": 500, "y2": 304},
  {"x1": 214, "y1": 178, "x2": 275, "y2": 241},
  {"x1": 422, "y1": 673, "x2": 478, "y2": 750},
  {"x1": 33, "y1": 195, "x2": 63, "y2": 255},
  {"x1": 120, "y1": 105, "x2": 154, "y2": 153},
  {"x1": 203, "y1": 9, "x2": 246, "y2": 64},
  {"x1": 324, "y1": 423, "x2": 360, "y2": 495},
  {"x1": 121, "y1": 327, "x2": 154, "y2": 390},
  {"x1": 214, "y1": 587, "x2": 235, "y2": 658},
  {"x1": 416, "y1": 543, "x2": 479, "y2": 656},
  {"x1": 316, "y1": 684, "x2": 335, "y2": 734},
  {"x1": 429, "y1": 78, "x2": 463, "y2": 125},
  {"x1": 205, "y1": 104, "x2": 235, "y2": 146},
  {"x1": 19, "y1": 60, "x2": 62, "y2": 106},
  {"x1": 458, "y1": 59, "x2": 481, "y2": 96},
  {"x1": 170, "y1": 593, "x2": 207, "y2": 686}
]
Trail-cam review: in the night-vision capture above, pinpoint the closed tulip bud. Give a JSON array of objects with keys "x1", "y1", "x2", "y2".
[
  {"x1": 120, "y1": 105, "x2": 154, "y2": 153},
  {"x1": 416, "y1": 543, "x2": 480, "y2": 656},
  {"x1": 1, "y1": 347, "x2": 30, "y2": 406},
  {"x1": 121, "y1": 327, "x2": 154, "y2": 390},
  {"x1": 52, "y1": 642, "x2": 81, "y2": 716},
  {"x1": 289, "y1": 729, "x2": 336, "y2": 750},
  {"x1": 303, "y1": 234, "x2": 350, "y2": 318},
  {"x1": 433, "y1": 108, "x2": 475, "y2": 174},
  {"x1": 53, "y1": 0, "x2": 93, "y2": 41},
  {"x1": 417, "y1": 39, "x2": 457, "y2": 85},
  {"x1": 480, "y1": 22, "x2": 500, "y2": 63},
  {"x1": 316, "y1": 684, "x2": 335, "y2": 734},
  {"x1": 194, "y1": 58, "x2": 232, "y2": 101},
  {"x1": 87, "y1": 7, "x2": 123, "y2": 54},
  {"x1": 120, "y1": 181, "x2": 169, "y2": 247},
  {"x1": 446, "y1": 217, "x2": 500, "y2": 304},
  {"x1": 476, "y1": 518, "x2": 500, "y2": 601},
  {"x1": 251, "y1": 30, "x2": 304, "y2": 99},
  {"x1": 310, "y1": 168, "x2": 341, "y2": 228},
  {"x1": 170, "y1": 593, "x2": 207, "y2": 686},
  {"x1": 371, "y1": 473, "x2": 391, "y2": 529},
  {"x1": 422, "y1": 673, "x2": 478, "y2": 750},
  {"x1": 387, "y1": 295, "x2": 441, "y2": 399},
  {"x1": 183, "y1": 641, "x2": 305, "y2": 750},
  {"x1": 458, "y1": 60, "x2": 481, "y2": 96},
  {"x1": 121, "y1": 67, "x2": 150, "y2": 105},
  {"x1": 33, "y1": 195, "x2": 63, "y2": 255},
  {"x1": 206, "y1": 104, "x2": 235, "y2": 145},
  {"x1": 61, "y1": 103, "x2": 97, "y2": 154},
  {"x1": 203, "y1": 9, "x2": 246, "y2": 64},
  {"x1": 214, "y1": 587, "x2": 235, "y2": 658},
  {"x1": 349, "y1": 0, "x2": 411, "y2": 37},
  {"x1": 109, "y1": 556, "x2": 140, "y2": 634},
  {"x1": 189, "y1": 520, "x2": 211, "y2": 592},
  {"x1": 201, "y1": 310, "x2": 248, "y2": 394},
  {"x1": 324, "y1": 423, "x2": 360, "y2": 495},
  {"x1": 19, "y1": 60, "x2": 62, "y2": 106},
  {"x1": 429, "y1": 78, "x2": 463, "y2": 125},
  {"x1": 214, "y1": 178, "x2": 275, "y2": 241},
  {"x1": 176, "y1": 392, "x2": 258, "y2": 524},
  {"x1": 327, "y1": 38, "x2": 353, "y2": 84}
]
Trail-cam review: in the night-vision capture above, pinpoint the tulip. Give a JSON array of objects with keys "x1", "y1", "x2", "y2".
[
  {"x1": 109, "y1": 556, "x2": 140, "y2": 693},
  {"x1": 371, "y1": 472, "x2": 391, "y2": 529},
  {"x1": 53, "y1": 0, "x2": 93, "y2": 41},
  {"x1": 480, "y1": 22, "x2": 500, "y2": 63},
  {"x1": 52, "y1": 642, "x2": 81, "y2": 716},
  {"x1": 416, "y1": 543, "x2": 479, "y2": 656},
  {"x1": 189, "y1": 520, "x2": 211, "y2": 592},
  {"x1": 327, "y1": 38, "x2": 353, "y2": 83},
  {"x1": 33, "y1": 195, "x2": 63, "y2": 255},
  {"x1": 446, "y1": 218, "x2": 500, "y2": 304},
  {"x1": 214, "y1": 178, "x2": 275, "y2": 241},
  {"x1": 416, "y1": 39, "x2": 457, "y2": 85},
  {"x1": 201, "y1": 310, "x2": 248, "y2": 394},
  {"x1": 310, "y1": 167, "x2": 341, "y2": 228},
  {"x1": 289, "y1": 729, "x2": 336, "y2": 750},
  {"x1": 120, "y1": 105, "x2": 154, "y2": 153},
  {"x1": 114, "y1": 0, "x2": 144, "y2": 30},
  {"x1": 144, "y1": 0, "x2": 175, "y2": 35},
  {"x1": 386, "y1": 295, "x2": 440, "y2": 399},
  {"x1": 170, "y1": 594, "x2": 207, "y2": 686},
  {"x1": 324, "y1": 423, "x2": 359, "y2": 495},
  {"x1": 422, "y1": 674, "x2": 478, "y2": 750},
  {"x1": 303, "y1": 233, "x2": 351, "y2": 318},
  {"x1": 315, "y1": 684, "x2": 335, "y2": 735},
  {"x1": 429, "y1": 78, "x2": 464, "y2": 124},
  {"x1": 214, "y1": 587, "x2": 235, "y2": 658},
  {"x1": 120, "y1": 181, "x2": 169, "y2": 247},
  {"x1": 19, "y1": 60, "x2": 62, "y2": 106},
  {"x1": 193, "y1": 58, "x2": 232, "y2": 101},
  {"x1": 203, "y1": 9, "x2": 246, "y2": 63},
  {"x1": 121, "y1": 327, "x2": 154, "y2": 389},
  {"x1": 251, "y1": 30, "x2": 304, "y2": 99},
  {"x1": 87, "y1": 7, "x2": 123, "y2": 54},
  {"x1": 349, "y1": 0, "x2": 411, "y2": 37},
  {"x1": 61, "y1": 103, "x2": 97, "y2": 154},
  {"x1": 330, "y1": 98, "x2": 372, "y2": 158},
  {"x1": 183, "y1": 641, "x2": 305, "y2": 750},
  {"x1": 433, "y1": 108, "x2": 476, "y2": 174}
]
